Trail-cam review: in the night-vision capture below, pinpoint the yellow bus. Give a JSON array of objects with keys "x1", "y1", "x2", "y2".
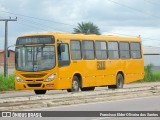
[{"x1": 15, "y1": 32, "x2": 144, "y2": 94}]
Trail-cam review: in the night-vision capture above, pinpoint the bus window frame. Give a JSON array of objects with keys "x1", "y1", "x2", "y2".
[
  {"x1": 70, "y1": 40, "x2": 82, "y2": 60},
  {"x1": 95, "y1": 40, "x2": 108, "y2": 60},
  {"x1": 108, "y1": 41, "x2": 120, "y2": 60},
  {"x1": 82, "y1": 40, "x2": 95, "y2": 60},
  {"x1": 130, "y1": 42, "x2": 142, "y2": 59},
  {"x1": 119, "y1": 41, "x2": 131, "y2": 59}
]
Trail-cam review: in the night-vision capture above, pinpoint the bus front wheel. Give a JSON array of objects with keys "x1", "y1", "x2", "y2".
[
  {"x1": 67, "y1": 76, "x2": 80, "y2": 92},
  {"x1": 34, "y1": 90, "x2": 46, "y2": 95},
  {"x1": 108, "y1": 73, "x2": 124, "y2": 89}
]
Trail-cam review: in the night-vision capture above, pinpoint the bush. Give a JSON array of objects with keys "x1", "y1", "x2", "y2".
[
  {"x1": 143, "y1": 64, "x2": 154, "y2": 81},
  {"x1": 139, "y1": 64, "x2": 160, "y2": 82},
  {"x1": 0, "y1": 74, "x2": 15, "y2": 91}
]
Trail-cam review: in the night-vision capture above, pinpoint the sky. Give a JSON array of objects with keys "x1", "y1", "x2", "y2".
[{"x1": 0, "y1": 0, "x2": 160, "y2": 49}]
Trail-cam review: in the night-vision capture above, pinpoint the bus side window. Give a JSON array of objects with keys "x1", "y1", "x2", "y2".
[
  {"x1": 58, "y1": 44, "x2": 70, "y2": 67},
  {"x1": 130, "y1": 42, "x2": 142, "y2": 59}
]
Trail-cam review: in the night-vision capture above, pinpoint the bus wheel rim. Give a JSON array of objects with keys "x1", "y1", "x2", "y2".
[
  {"x1": 117, "y1": 75, "x2": 123, "y2": 87},
  {"x1": 73, "y1": 81, "x2": 78, "y2": 91},
  {"x1": 118, "y1": 78, "x2": 121, "y2": 87}
]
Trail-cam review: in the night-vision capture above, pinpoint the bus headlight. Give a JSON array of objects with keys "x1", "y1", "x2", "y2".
[
  {"x1": 45, "y1": 73, "x2": 57, "y2": 82},
  {"x1": 16, "y1": 75, "x2": 24, "y2": 82}
]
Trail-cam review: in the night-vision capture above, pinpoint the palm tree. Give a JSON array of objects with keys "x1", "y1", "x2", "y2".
[{"x1": 73, "y1": 22, "x2": 100, "y2": 35}]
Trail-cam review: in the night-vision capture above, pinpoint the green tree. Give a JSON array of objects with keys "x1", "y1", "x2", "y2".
[{"x1": 73, "y1": 22, "x2": 100, "y2": 35}]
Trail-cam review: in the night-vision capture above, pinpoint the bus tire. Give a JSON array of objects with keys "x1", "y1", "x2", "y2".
[
  {"x1": 116, "y1": 73, "x2": 124, "y2": 88},
  {"x1": 67, "y1": 76, "x2": 80, "y2": 92},
  {"x1": 108, "y1": 85, "x2": 116, "y2": 89},
  {"x1": 34, "y1": 90, "x2": 46, "y2": 94},
  {"x1": 108, "y1": 73, "x2": 124, "y2": 89},
  {"x1": 81, "y1": 87, "x2": 95, "y2": 91}
]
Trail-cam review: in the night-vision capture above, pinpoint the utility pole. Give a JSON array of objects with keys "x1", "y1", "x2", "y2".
[{"x1": 0, "y1": 17, "x2": 17, "y2": 77}]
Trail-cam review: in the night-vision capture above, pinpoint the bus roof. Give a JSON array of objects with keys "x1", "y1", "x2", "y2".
[{"x1": 17, "y1": 32, "x2": 141, "y2": 42}]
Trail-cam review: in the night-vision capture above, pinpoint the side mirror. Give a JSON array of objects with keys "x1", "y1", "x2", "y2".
[
  {"x1": 8, "y1": 50, "x2": 10, "y2": 57},
  {"x1": 7, "y1": 44, "x2": 15, "y2": 57}
]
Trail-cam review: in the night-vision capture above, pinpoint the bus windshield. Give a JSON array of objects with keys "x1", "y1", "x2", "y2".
[{"x1": 15, "y1": 45, "x2": 55, "y2": 72}]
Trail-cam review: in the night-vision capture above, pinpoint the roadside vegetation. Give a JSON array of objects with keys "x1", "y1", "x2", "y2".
[
  {"x1": 0, "y1": 64, "x2": 160, "y2": 91},
  {"x1": 138, "y1": 64, "x2": 160, "y2": 82},
  {"x1": 0, "y1": 74, "x2": 14, "y2": 91}
]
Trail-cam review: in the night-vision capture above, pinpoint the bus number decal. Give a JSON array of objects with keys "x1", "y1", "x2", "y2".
[{"x1": 97, "y1": 61, "x2": 106, "y2": 70}]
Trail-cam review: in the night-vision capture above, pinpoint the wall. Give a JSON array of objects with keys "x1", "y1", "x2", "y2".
[
  {"x1": 0, "y1": 50, "x2": 15, "y2": 74},
  {"x1": 144, "y1": 54, "x2": 160, "y2": 71}
]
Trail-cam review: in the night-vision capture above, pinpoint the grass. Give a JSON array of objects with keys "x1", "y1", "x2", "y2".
[
  {"x1": 0, "y1": 74, "x2": 15, "y2": 91},
  {"x1": 138, "y1": 64, "x2": 160, "y2": 82}
]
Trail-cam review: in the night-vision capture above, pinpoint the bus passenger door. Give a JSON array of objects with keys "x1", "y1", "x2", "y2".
[{"x1": 57, "y1": 43, "x2": 71, "y2": 89}]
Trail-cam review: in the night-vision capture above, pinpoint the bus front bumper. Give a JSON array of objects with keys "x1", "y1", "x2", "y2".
[{"x1": 15, "y1": 80, "x2": 58, "y2": 90}]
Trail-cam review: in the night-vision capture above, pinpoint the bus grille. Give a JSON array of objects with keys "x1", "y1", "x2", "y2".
[
  {"x1": 21, "y1": 74, "x2": 47, "y2": 78},
  {"x1": 27, "y1": 84, "x2": 42, "y2": 87},
  {"x1": 26, "y1": 79, "x2": 44, "y2": 82}
]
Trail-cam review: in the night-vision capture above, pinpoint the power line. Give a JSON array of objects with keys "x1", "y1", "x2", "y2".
[
  {"x1": 17, "y1": 19, "x2": 160, "y2": 42},
  {"x1": 1, "y1": 5, "x2": 160, "y2": 43},
  {"x1": 0, "y1": 10, "x2": 76, "y2": 32},
  {"x1": 17, "y1": 21, "x2": 70, "y2": 33},
  {"x1": 16, "y1": 21, "x2": 49, "y2": 31},
  {"x1": 103, "y1": 32, "x2": 160, "y2": 41},
  {"x1": 144, "y1": 0, "x2": 160, "y2": 6},
  {"x1": 0, "y1": 10, "x2": 76, "y2": 27},
  {"x1": 18, "y1": 18, "x2": 67, "y2": 32},
  {"x1": 107, "y1": 0, "x2": 159, "y2": 18},
  {"x1": 141, "y1": 37, "x2": 160, "y2": 41}
]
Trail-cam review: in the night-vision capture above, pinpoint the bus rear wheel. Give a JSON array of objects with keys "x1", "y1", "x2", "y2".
[
  {"x1": 34, "y1": 90, "x2": 46, "y2": 95},
  {"x1": 108, "y1": 73, "x2": 124, "y2": 89},
  {"x1": 67, "y1": 76, "x2": 80, "y2": 92}
]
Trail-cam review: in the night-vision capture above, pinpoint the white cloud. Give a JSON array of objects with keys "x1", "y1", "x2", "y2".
[
  {"x1": 43, "y1": 0, "x2": 87, "y2": 23},
  {"x1": 0, "y1": 3, "x2": 8, "y2": 17}
]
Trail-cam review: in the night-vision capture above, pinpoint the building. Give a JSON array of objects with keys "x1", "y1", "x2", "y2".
[
  {"x1": 143, "y1": 46, "x2": 160, "y2": 71},
  {"x1": 0, "y1": 49, "x2": 15, "y2": 69}
]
